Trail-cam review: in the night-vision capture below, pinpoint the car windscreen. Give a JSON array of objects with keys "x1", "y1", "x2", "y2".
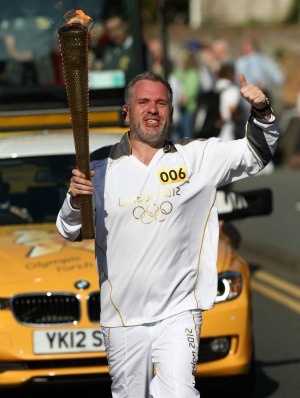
[{"x1": 0, "y1": 155, "x2": 76, "y2": 224}]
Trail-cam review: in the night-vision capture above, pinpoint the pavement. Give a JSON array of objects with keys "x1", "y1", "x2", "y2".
[{"x1": 231, "y1": 165, "x2": 300, "y2": 284}]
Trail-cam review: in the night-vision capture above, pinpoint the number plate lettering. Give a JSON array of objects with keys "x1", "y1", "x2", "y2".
[{"x1": 33, "y1": 328, "x2": 105, "y2": 354}]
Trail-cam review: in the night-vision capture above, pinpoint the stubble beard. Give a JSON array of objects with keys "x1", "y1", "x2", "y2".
[{"x1": 130, "y1": 119, "x2": 170, "y2": 144}]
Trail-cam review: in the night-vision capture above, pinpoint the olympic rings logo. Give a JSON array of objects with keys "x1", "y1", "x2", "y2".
[{"x1": 133, "y1": 201, "x2": 173, "y2": 224}]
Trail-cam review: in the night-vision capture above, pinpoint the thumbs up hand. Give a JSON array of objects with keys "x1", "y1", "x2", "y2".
[{"x1": 238, "y1": 73, "x2": 270, "y2": 111}]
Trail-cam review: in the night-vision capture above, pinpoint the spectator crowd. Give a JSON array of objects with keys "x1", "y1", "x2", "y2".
[
  {"x1": 2, "y1": 2, "x2": 297, "y2": 172},
  {"x1": 145, "y1": 34, "x2": 285, "y2": 174}
]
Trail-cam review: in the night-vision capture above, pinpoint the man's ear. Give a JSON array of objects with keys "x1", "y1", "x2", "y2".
[{"x1": 122, "y1": 105, "x2": 128, "y2": 120}]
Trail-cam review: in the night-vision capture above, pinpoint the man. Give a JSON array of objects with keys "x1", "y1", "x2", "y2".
[
  {"x1": 236, "y1": 35, "x2": 284, "y2": 93},
  {"x1": 215, "y1": 63, "x2": 244, "y2": 140},
  {"x1": 211, "y1": 38, "x2": 235, "y2": 70},
  {"x1": 2, "y1": 1, "x2": 56, "y2": 86},
  {"x1": 235, "y1": 35, "x2": 284, "y2": 122},
  {"x1": 56, "y1": 71, "x2": 279, "y2": 397},
  {"x1": 89, "y1": 8, "x2": 151, "y2": 83},
  {"x1": 0, "y1": 174, "x2": 32, "y2": 224}
]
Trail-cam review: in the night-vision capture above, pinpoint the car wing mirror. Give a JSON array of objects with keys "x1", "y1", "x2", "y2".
[{"x1": 217, "y1": 188, "x2": 273, "y2": 221}]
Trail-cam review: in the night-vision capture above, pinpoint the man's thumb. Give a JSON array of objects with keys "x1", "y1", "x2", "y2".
[{"x1": 238, "y1": 73, "x2": 247, "y2": 87}]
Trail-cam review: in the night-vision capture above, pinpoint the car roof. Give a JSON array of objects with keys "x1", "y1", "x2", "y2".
[{"x1": 0, "y1": 130, "x2": 124, "y2": 159}]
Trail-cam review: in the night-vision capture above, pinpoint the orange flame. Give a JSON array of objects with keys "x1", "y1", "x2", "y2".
[{"x1": 64, "y1": 9, "x2": 93, "y2": 28}]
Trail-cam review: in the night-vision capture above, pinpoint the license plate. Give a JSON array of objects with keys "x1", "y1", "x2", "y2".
[{"x1": 33, "y1": 328, "x2": 105, "y2": 354}]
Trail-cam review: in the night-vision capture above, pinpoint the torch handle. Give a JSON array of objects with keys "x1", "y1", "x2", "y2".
[
  {"x1": 58, "y1": 25, "x2": 95, "y2": 239},
  {"x1": 73, "y1": 126, "x2": 95, "y2": 240},
  {"x1": 79, "y1": 194, "x2": 95, "y2": 239}
]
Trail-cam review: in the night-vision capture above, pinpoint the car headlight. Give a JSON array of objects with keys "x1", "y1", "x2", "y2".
[{"x1": 215, "y1": 271, "x2": 242, "y2": 303}]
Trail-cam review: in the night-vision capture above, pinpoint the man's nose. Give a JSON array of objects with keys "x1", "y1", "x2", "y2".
[{"x1": 147, "y1": 102, "x2": 159, "y2": 114}]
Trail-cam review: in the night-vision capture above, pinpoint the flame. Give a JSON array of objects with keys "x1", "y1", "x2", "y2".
[{"x1": 64, "y1": 9, "x2": 93, "y2": 28}]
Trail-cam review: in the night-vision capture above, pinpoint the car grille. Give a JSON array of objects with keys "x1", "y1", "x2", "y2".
[{"x1": 10, "y1": 292, "x2": 100, "y2": 326}]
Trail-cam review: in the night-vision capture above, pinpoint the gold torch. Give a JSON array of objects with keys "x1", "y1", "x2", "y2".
[{"x1": 58, "y1": 10, "x2": 95, "y2": 239}]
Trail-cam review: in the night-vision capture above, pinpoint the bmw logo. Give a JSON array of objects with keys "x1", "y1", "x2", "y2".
[{"x1": 75, "y1": 280, "x2": 90, "y2": 290}]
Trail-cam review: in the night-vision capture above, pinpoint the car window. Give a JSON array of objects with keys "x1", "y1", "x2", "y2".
[
  {"x1": 0, "y1": 0, "x2": 146, "y2": 113},
  {"x1": 0, "y1": 155, "x2": 76, "y2": 224}
]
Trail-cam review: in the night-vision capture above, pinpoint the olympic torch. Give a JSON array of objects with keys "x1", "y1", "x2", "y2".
[{"x1": 58, "y1": 10, "x2": 95, "y2": 239}]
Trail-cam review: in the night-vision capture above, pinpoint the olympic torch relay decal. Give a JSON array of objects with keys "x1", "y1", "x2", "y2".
[{"x1": 58, "y1": 10, "x2": 95, "y2": 239}]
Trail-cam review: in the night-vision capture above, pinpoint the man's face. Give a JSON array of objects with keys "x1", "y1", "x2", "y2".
[
  {"x1": 104, "y1": 17, "x2": 128, "y2": 46},
  {"x1": 125, "y1": 80, "x2": 172, "y2": 144}
]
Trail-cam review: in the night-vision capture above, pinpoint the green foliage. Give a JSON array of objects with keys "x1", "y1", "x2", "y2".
[
  {"x1": 285, "y1": 0, "x2": 300, "y2": 23},
  {"x1": 273, "y1": 46, "x2": 285, "y2": 60}
]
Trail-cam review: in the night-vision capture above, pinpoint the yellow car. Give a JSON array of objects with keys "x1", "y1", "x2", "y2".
[{"x1": 0, "y1": 130, "x2": 272, "y2": 396}]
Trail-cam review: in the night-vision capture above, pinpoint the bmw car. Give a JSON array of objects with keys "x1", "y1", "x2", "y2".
[{"x1": 0, "y1": 130, "x2": 272, "y2": 396}]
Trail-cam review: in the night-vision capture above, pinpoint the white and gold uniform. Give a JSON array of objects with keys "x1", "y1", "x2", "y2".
[{"x1": 57, "y1": 112, "x2": 279, "y2": 397}]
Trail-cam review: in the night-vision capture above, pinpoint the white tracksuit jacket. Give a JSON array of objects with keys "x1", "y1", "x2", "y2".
[{"x1": 56, "y1": 112, "x2": 279, "y2": 327}]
